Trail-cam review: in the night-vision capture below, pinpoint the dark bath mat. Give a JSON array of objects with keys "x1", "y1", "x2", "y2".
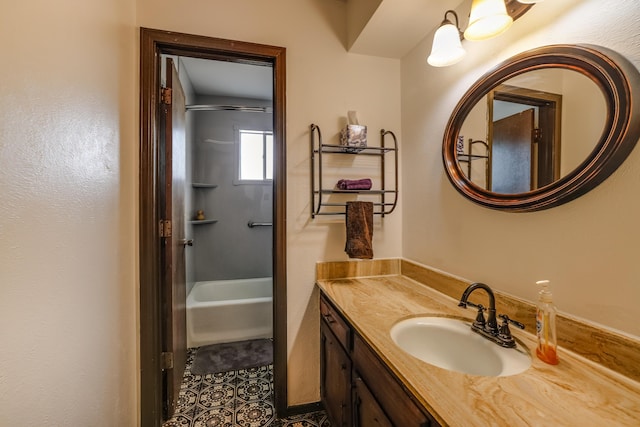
[{"x1": 192, "y1": 338, "x2": 273, "y2": 375}]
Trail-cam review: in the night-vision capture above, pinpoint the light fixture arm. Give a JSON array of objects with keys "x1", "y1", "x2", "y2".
[{"x1": 442, "y1": 10, "x2": 463, "y2": 40}]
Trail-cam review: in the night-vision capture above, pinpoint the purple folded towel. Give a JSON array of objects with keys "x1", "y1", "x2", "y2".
[{"x1": 336, "y1": 178, "x2": 372, "y2": 190}]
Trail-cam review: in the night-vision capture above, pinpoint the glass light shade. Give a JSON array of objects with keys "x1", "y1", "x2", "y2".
[
  {"x1": 427, "y1": 23, "x2": 466, "y2": 67},
  {"x1": 464, "y1": 0, "x2": 513, "y2": 41}
]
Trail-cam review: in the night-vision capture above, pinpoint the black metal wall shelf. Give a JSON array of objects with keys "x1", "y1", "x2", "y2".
[
  {"x1": 310, "y1": 123, "x2": 398, "y2": 218},
  {"x1": 457, "y1": 139, "x2": 489, "y2": 190}
]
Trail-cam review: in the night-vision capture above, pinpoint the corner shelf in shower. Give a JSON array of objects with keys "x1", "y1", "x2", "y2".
[
  {"x1": 191, "y1": 183, "x2": 218, "y2": 224},
  {"x1": 190, "y1": 219, "x2": 218, "y2": 225},
  {"x1": 310, "y1": 123, "x2": 398, "y2": 218},
  {"x1": 192, "y1": 183, "x2": 218, "y2": 188}
]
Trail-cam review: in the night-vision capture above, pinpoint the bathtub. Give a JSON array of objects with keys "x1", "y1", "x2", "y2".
[{"x1": 186, "y1": 277, "x2": 273, "y2": 348}]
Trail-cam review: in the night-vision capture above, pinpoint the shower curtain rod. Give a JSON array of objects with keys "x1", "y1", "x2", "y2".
[{"x1": 185, "y1": 104, "x2": 273, "y2": 113}]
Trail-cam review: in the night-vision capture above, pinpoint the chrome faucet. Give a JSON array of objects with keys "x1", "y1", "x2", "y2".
[{"x1": 458, "y1": 282, "x2": 524, "y2": 348}]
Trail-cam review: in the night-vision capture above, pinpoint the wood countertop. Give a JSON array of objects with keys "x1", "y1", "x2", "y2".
[{"x1": 316, "y1": 273, "x2": 640, "y2": 426}]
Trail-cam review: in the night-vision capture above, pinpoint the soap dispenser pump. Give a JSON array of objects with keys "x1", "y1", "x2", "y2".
[{"x1": 535, "y1": 280, "x2": 559, "y2": 365}]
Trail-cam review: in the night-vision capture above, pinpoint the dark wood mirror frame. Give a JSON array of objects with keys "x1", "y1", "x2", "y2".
[{"x1": 443, "y1": 44, "x2": 640, "y2": 212}]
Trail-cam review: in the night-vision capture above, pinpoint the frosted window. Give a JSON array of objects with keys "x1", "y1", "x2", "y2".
[{"x1": 239, "y1": 130, "x2": 273, "y2": 182}]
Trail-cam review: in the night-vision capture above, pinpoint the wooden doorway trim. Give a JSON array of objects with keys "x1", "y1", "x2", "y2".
[
  {"x1": 488, "y1": 84, "x2": 562, "y2": 190},
  {"x1": 139, "y1": 27, "x2": 287, "y2": 426}
]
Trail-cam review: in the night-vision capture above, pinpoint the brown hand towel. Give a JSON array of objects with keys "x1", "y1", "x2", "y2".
[{"x1": 345, "y1": 201, "x2": 373, "y2": 259}]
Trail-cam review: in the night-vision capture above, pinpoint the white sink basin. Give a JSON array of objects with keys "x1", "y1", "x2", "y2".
[{"x1": 390, "y1": 316, "x2": 531, "y2": 377}]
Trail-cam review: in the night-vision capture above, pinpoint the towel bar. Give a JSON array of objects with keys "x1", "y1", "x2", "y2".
[{"x1": 248, "y1": 221, "x2": 272, "y2": 228}]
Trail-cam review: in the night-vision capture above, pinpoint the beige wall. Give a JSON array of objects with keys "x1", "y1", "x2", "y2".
[
  {"x1": 0, "y1": 0, "x2": 138, "y2": 425},
  {"x1": 1, "y1": 0, "x2": 400, "y2": 419},
  {"x1": 402, "y1": 0, "x2": 640, "y2": 338},
  {"x1": 138, "y1": 0, "x2": 402, "y2": 407}
]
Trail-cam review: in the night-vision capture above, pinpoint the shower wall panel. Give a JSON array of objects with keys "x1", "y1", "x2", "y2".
[{"x1": 191, "y1": 95, "x2": 273, "y2": 281}]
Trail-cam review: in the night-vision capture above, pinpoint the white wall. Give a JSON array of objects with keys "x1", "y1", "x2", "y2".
[
  {"x1": 560, "y1": 70, "x2": 607, "y2": 175},
  {"x1": 402, "y1": 0, "x2": 640, "y2": 337},
  {"x1": 137, "y1": 0, "x2": 403, "y2": 406},
  {"x1": 0, "y1": 0, "x2": 138, "y2": 425}
]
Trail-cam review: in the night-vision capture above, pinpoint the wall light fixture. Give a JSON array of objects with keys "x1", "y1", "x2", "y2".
[
  {"x1": 428, "y1": 0, "x2": 535, "y2": 67},
  {"x1": 464, "y1": 0, "x2": 513, "y2": 41},
  {"x1": 427, "y1": 10, "x2": 466, "y2": 67}
]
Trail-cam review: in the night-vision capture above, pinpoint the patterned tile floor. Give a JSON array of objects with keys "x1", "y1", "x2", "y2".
[{"x1": 163, "y1": 349, "x2": 330, "y2": 427}]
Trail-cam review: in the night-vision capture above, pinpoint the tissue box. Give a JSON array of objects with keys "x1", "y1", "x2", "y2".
[{"x1": 340, "y1": 124, "x2": 367, "y2": 153}]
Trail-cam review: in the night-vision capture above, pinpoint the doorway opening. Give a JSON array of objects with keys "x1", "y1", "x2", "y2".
[
  {"x1": 488, "y1": 84, "x2": 562, "y2": 192},
  {"x1": 139, "y1": 28, "x2": 287, "y2": 427},
  {"x1": 173, "y1": 56, "x2": 275, "y2": 352}
]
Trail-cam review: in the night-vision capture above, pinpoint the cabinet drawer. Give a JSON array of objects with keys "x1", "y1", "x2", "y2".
[
  {"x1": 320, "y1": 295, "x2": 351, "y2": 351},
  {"x1": 353, "y1": 335, "x2": 438, "y2": 427},
  {"x1": 353, "y1": 376, "x2": 393, "y2": 427}
]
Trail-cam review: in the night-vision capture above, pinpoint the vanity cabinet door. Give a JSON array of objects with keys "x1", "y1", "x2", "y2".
[
  {"x1": 319, "y1": 292, "x2": 439, "y2": 427},
  {"x1": 320, "y1": 320, "x2": 352, "y2": 427},
  {"x1": 353, "y1": 375, "x2": 393, "y2": 427},
  {"x1": 353, "y1": 335, "x2": 439, "y2": 427}
]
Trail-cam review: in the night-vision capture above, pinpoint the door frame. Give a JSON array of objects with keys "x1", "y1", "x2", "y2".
[
  {"x1": 139, "y1": 27, "x2": 288, "y2": 426},
  {"x1": 488, "y1": 84, "x2": 562, "y2": 190}
]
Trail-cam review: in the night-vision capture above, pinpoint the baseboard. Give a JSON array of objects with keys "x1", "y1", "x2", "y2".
[{"x1": 280, "y1": 401, "x2": 324, "y2": 418}]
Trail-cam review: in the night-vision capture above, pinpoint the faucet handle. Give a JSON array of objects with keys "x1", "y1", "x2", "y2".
[
  {"x1": 496, "y1": 314, "x2": 523, "y2": 348},
  {"x1": 459, "y1": 299, "x2": 489, "y2": 330},
  {"x1": 498, "y1": 314, "x2": 525, "y2": 330},
  {"x1": 471, "y1": 303, "x2": 486, "y2": 330}
]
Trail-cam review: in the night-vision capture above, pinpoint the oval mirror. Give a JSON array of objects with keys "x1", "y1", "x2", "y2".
[{"x1": 443, "y1": 44, "x2": 640, "y2": 212}]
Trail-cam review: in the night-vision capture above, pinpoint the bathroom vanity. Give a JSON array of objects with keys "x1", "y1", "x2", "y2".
[
  {"x1": 316, "y1": 259, "x2": 640, "y2": 426},
  {"x1": 320, "y1": 294, "x2": 438, "y2": 426}
]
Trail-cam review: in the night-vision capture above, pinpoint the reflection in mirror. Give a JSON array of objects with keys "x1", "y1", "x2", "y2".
[
  {"x1": 458, "y1": 69, "x2": 607, "y2": 193},
  {"x1": 443, "y1": 44, "x2": 640, "y2": 212}
]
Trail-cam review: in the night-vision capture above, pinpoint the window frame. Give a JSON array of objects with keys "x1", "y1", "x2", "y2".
[{"x1": 234, "y1": 127, "x2": 274, "y2": 185}]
